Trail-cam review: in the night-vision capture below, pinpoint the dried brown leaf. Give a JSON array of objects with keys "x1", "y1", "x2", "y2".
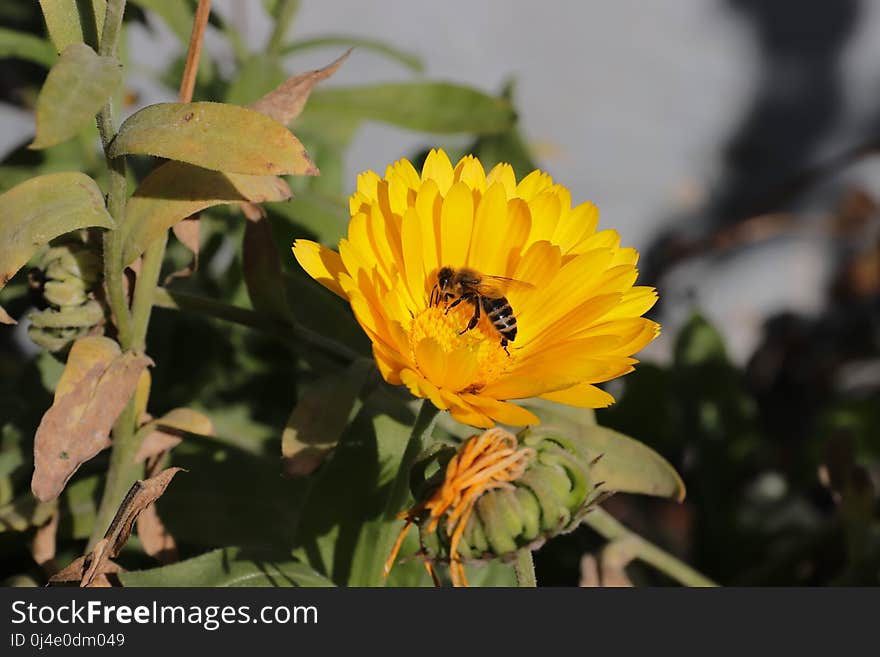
[
  {"x1": 49, "y1": 467, "x2": 184, "y2": 587},
  {"x1": 0, "y1": 304, "x2": 16, "y2": 325},
  {"x1": 250, "y1": 49, "x2": 351, "y2": 126},
  {"x1": 136, "y1": 503, "x2": 178, "y2": 564},
  {"x1": 134, "y1": 408, "x2": 214, "y2": 465},
  {"x1": 30, "y1": 508, "x2": 59, "y2": 574},
  {"x1": 165, "y1": 216, "x2": 201, "y2": 283},
  {"x1": 135, "y1": 429, "x2": 182, "y2": 465},
  {"x1": 49, "y1": 550, "x2": 121, "y2": 588},
  {"x1": 32, "y1": 337, "x2": 153, "y2": 501}
]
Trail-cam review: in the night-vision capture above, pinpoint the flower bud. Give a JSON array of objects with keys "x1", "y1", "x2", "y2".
[
  {"x1": 389, "y1": 425, "x2": 606, "y2": 585},
  {"x1": 27, "y1": 239, "x2": 105, "y2": 353}
]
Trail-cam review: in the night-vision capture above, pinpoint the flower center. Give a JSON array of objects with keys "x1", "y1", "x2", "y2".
[{"x1": 408, "y1": 304, "x2": 513, "y2": 393}]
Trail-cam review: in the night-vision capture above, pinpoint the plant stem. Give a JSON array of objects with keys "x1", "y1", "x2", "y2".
[
  {"x1": 152, "y1": 287, "x2": 361, "y2": 363},
  {"x1": 89, "y1": 0, "x2": 213, "y2": 547},
  {"x1": 96, "y1": 0, "x2": 131, "y2": 348},
  {"x1": 178, "y1": 0, "x2": 212, "y2": 103},
  {"x1": 267, "y1": 0, "x2": 300, "y2": 53},
  {"x1": 513, "y1": 548, "x2": 537, "y2": 587},
  {"x1": 583, "y1": 507, "x2": 718, "y2": 587},
  {"x1": 88, "y1": 0, "x2": 132, "y2": 549},
  {"x1": 87, "y1": 399, "x2": 138, "y2": 550},
  {"x1": 128, "y1": 231, "x2": 167, "y2": 352},
  {"x1": 373, "y1": 400, "x2": 439, "y2": 586}
]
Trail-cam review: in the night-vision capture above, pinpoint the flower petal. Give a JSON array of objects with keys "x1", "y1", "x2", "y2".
[
  {"x1": 421, "y1": 149, "x2": 454, "y2": 194},
  {"x1": 292, "y1": 239, "x2": 347, "y2": 299},
  {"x1": 467, "y1": 182, "x2": 509, "y2": 274},
  {"x1": 440, "y1": 181, "x2": 475, "y2": 268},
  {"x1": 486, "y1": 162, "x2": 517, "y2": 197},
  {"x1": 453, "y1": 155, "x2": 487, "y2": 192},
  {"x1": 539, "y1": 382, "x2": 615, "y2": 408},
  {"x1": 401, "y1": 368, "x2": 449, "y2": 411},
  {"x1": 461, "y1": 395, "x2": 540, "y2": 426}
]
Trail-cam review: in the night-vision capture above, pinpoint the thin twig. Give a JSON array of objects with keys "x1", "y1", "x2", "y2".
[
  {"x1": 583, "y1": 507, "x2": 718, "y2": 587},
  {"x1": 178, "y1": 0, "x2": 212, "y2": 103}
]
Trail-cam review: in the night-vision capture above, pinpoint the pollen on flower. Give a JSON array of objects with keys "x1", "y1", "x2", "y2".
[{"x1": 408, "y1": 304, "x2": 513, "y2": 394}]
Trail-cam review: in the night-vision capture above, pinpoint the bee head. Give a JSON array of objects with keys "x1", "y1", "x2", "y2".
[{"x1": 437, "y1": 266, "x2": 454, "y2": 291}]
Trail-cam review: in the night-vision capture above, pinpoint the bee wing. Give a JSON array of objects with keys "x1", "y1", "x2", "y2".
[{"x1": 474, "y1": 275, "x2": 536, "y2": 297}]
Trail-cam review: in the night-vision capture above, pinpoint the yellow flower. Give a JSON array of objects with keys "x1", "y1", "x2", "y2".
[{"x1": 293, "y1": 149, "x2": 659, "y2": 428}]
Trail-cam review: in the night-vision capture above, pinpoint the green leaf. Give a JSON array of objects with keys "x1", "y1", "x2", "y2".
[
  {"x1": 281, "y1": 359, "x2": 374, "y2": 476},
  {"x1": 569, "y1": 424, "x2": 685, "y2": 501},
  {"x1": 59, "y1": 473, "x2": 100, "y2": 540},
  {"x1": 109, "y1": 102, "x2": 318, "y2": 176},
  {"x1": 0, "y1": 172, "x2": 113, "y2": 294},
  {"x1": 468, "y1": 79, "x2": 538, "y2": 178},
  {"x1": 159, "y1": 436, "x2": 309, "y2": 550},
  {"x1": 243, "y1": 208, "x2": 294, "y2": 322},
  {"x1": 120, "y1": 547, "x2": 335, "y2": 587},
  {"x1": 121, "y1": 161, "x2": 291, "y2": 266},
  {"x1": 226, "y1": 54, "x2": 287, "y2": 107},
  {"x1": 291, "y1": 387, "x2": 418, "y2": 585},
  {"x1": 283, "y1": 35, "x2": 424, "y2": 73},
  {"x1": 31, "y1": 43, "x2": 123, "y2": 150},
  {"x1": 674, "y1": 312, "x2": 729, "y2": 367},
  {"x1": 0, "y1": 27, "x2": 57, "y2": 67},
  {"x1": 38, "y1": 0, "x2": 105, "y2": 52},
  {"x1": 304, "y1": 83, "x2": 516, "y2": 134},
  {"x1": 128, "y1": 0, "x2": 193, "y2": 44}
]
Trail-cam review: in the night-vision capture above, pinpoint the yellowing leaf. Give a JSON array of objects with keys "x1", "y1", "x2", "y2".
[
  {"x1": 155, "y1": 408, "x2": 215, "y2": 436},
  {"x1": 110, "y1": 101, "x2": 318, "y2": 176},
  {"x1": 0, "y1": 172, "x2": 113, "y2": 293},
  {"x1": 38, "y1": 0, "x2": 106, "y2": 53},
  {"x1": 281, "y1": 359, "x2": 374, "y2": 477},
  {"x1": 31, "y1": 43, "x2": 123, "y2": 149},
  {"x1": 121, "y1": 161, "x2": 291, "y2": 265},
  {"x1": 32, "y1": 337, "x2": 153, "y2": 502},
  {"x1": 250, "y1": 49, "x2": 350, "y2": 126}
]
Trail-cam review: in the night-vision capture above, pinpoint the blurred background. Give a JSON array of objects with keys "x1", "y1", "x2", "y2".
[{"x1": 2, "y1": 1, "x2": 879, "y2": 585}]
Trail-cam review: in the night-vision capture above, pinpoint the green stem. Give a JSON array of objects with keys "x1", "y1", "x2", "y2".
[
  {"x1": 88, "y1": 0, "x2": 132, "y2": 548},
  {"x1": 583, "y1": 507, "x2": 718, "y2": 587},
  {"x1": 374, "y1": 400, "x2": 439, "y2": 586},
  {"x1": 96, "y1": 0, "x2": 131, "y2": 348},
  {"x1": 98, "y1": 0, "x2": 126, "y2": 56},
  {"x1": 87, "y1": 399, "x2": 139, "y2": 549},
  {"x1": 152, "y1": 287, "x2": 361, "y2": 363},
  {"x1": 128, "y1": 231, "x2": 167, "y2": 352},
  {"x1": 513, "y1": 548, "x2": 537, "y2": 587},
  {"x1": 267, "y1": 0, "x2": 300, "y2": 53}
]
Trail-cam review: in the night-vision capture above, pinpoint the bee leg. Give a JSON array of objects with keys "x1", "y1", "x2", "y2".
[
  {"x1": 445, "y1": 296, "x2": 466, "y2": 314},
  {"x1": 501, "y1": 338, "x2": 511, "y2": 357},
  {"x1": 459, "y1": 298, "x2": 481, "y2": 335}
]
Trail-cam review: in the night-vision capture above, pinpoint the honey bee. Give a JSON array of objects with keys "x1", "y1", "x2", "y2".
[{"x1": 431, "y1": 266, "x2": 534, "y2": 355}]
